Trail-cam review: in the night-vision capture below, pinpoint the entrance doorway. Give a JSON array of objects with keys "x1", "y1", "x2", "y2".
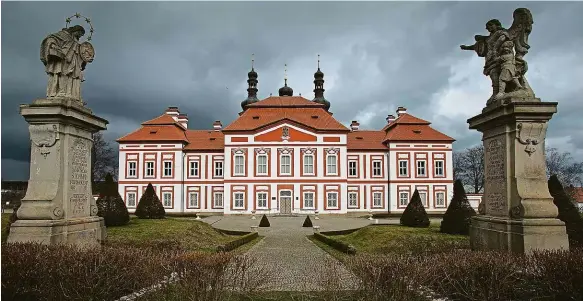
[{"x1": 279, "y1": 190, "x2": 292, "y2": 215}]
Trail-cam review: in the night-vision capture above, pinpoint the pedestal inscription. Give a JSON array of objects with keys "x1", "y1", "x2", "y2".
[
  {"x1": 68, "y1": 138, "x2": 90, "y2": 218},
  {"x1": 484, "y1": 137, "x2": 507, "y2": 216}
]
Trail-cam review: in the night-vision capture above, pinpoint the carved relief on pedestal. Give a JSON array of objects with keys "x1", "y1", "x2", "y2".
[
  {"x1": 516, "y1": 123, "x2": 544, "y2": 156},
  {"x1": 29, "y1": 124, "x2": 60, "y2": 158},
  {"x1": 484, "y1": 137, "x2": 508, "y2": 216}
]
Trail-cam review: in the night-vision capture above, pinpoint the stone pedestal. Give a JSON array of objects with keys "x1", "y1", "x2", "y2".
[
  {"x1": 7, "y1": 98, "x2": 109, "y2": 248},
  {"x1": 468, "y1": 100, "x2": 569, "y2": 253}
]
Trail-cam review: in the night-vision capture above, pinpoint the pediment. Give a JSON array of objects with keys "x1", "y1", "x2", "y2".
[{"x1": 254, "y1": 124, "x2": 317, "y2": 142}]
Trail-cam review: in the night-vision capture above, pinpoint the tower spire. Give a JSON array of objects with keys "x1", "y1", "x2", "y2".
[
  {"x1": 313, "y1": 54, "x2": 330, "y2": 111},
  {"x1": 279, "y1": 63, "x2": 293, "y2": 96},
  {"x1": 240, "y1": 53, "x2": 259, "y2": 110}
]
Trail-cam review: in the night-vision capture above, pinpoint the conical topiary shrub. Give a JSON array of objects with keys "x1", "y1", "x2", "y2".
[
  {"x1": 259, "y1": 214, "x2": 270, "y2": 227},
  {"x1": 303, "y1": 215, "x2": 313, "y2": 227},
  {"x1": 440, "y1": 180, "x2": 476, "y2": 235},
  {"x1": 548, "y1": 175, "x2": 583, "y2": 248},
  {"x1": 135, "y1": 183, "x2": 166, "y2": 219},
  {"x1": 96, "y1": 173, "x2": 130, "y2": 226},
  {"x1": 400, "y1": 189, "x2": 430, "y2": 228}
]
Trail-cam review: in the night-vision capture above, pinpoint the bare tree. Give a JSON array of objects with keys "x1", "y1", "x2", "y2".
[
  {"x1": 453, "y1": 145, "x2": 485, "y2": 194},
  {"x1": 91, "y1": 132, "x2": 118, "y2": 185},
  {"x1": 546, "y1": 147, "x2": 583, "y2": 188}
]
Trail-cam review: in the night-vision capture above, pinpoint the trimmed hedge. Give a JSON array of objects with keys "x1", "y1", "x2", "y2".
[
  {"x1": 259, "y1": 214, "x2": 270, "y2": 227},
  {"x1": 303, "y1": 215, "x2": 313, "y2": 227},
  {"x1": 440, "y1": 180, "x2": 476, "y2": 235},
  {"x1": 313, "y1": 232, "x2": 356, "y2": 255},
  {"x1": 216, "y1": 232, "x2": 259, "y2": 252},
  {"x1": 400, "y1": 189, "x2": 430, "y2": 228},
  {"x1": 135, "y1": 183, "x2": 166, "y2": 219},
  {"x1": 549, "y1": 175, "x2": 583, "y2": 248},
  {"x1": 96, "y1": 173, "x2": 130, "y2": 226}
]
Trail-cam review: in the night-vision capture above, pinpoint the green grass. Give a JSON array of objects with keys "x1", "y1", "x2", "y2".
[{"x1": 2, "y1": 213, "x2": 12, "y2": 243}]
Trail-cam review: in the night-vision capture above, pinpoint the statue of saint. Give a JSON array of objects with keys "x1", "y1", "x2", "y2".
[
  {"x1": 40, "y1": 25, "x2": 94, "y2": 101},
  {"x1": 461, "y1": 8, "x2": 534, "y2": 105}
]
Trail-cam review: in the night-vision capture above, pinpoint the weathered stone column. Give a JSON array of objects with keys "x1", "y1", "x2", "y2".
[
  {"x1": 468, "y1": 100, "x2": 569, "y2": 253},
  {"x1": 7, "y1": 98, "x2": 108, "y2": 248}
]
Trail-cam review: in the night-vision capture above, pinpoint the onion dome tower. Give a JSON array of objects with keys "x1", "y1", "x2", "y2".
[
  {"x1": 241, "y1": 54, "x2": 259, "y2": 110},
  {"x1": 313, "y1": 55, "x2": 330, "y2": 111},
  {"x1": 278, "y1": 64, "x2": 293, "y2": 96}
]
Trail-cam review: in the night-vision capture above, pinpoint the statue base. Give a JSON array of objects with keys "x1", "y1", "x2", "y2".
[
  {"x1": 7, "y1": 217, "x2": 106, "y2": 249},
  {"x1": 7, "y1": 97, "x2": 109, "y2": 248},
  {"x1": 470, "y1": 216, "x2": 568, "y2": 253},
  {"x1": 468, "y1": 100, "x2": 569, "y2": 253}
]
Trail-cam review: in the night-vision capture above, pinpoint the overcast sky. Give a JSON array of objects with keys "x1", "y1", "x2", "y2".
[{"x1": 2, "y1": 1, "x2": 582, "y2": 180}]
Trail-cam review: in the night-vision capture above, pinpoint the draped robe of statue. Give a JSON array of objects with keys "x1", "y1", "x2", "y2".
[
  {"x1": 40, "y1": 29, "x2": 86, "y2": 100},
  {"x1": 469, "y1": 29, "x2": 511, "y2": 100}
]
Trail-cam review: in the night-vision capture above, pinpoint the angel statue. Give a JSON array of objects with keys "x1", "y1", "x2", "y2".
[
  {"x1": 460, "y1": 8, "x2": 535, "y2": 105},
  {"x1": 40, "y1": 24, "x2": 95, "y2": 101}
]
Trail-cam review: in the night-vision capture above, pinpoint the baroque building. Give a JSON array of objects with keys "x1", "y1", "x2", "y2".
[{"x1": 117, "y1": 62, "x2": 455, "y2": 215}]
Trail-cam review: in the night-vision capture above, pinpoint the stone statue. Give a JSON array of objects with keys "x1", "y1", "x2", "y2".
[
  {"x1": 40, "y1": 24, "x2": 94, "y2": 101},
  {"x1": 461, "y1": 8, "x2": 534, "y2": 105}
]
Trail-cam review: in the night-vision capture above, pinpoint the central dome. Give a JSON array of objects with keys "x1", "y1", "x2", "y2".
[{"x1": 279, "y1": 82, "x2": 293, "y2": 96}]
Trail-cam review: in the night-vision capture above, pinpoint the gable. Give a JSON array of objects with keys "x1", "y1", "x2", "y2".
[{"x1": 254, "y1": 124, "x2": 317, "y2": 142}]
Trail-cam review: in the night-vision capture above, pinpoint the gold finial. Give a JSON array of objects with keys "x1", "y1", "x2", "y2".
[
  {"x1": 284, "y1": 64, "x2": 288, "y2": 85},
  {"x1": 251, "y1": 53, "x2": 255, "y2": 69},
  {"x1": 317, "y1": 54, "x2": 320, "y2": 69}
]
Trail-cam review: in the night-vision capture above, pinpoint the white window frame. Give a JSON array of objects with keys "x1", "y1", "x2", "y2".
[
  {"x1": 280, "y1": 154, "x2": 291, "y2": 175},
  {"x1": 189, "y1": 161, "x2": 199, "y2": 177},
  {"x1": 417, "y1": 160, "x2": 427, "y2": 177},
  {"x1": 348, "y1": 161, "x2": 357, "y2": 177},
  {"x1": 436, "y1": 192, "x2": 446, "y2": 208},
  {"x1": 373, "y1": 192, "x2": 383, "y2": 208},
  {"x1": 213, "y1": 192, "x2": 224, "y2": 208},
  {"x1": 419, "y1": 191, "x2": 428, "y2": 207},
  {"x1": 303, "y1": 192, "x2": 315, "y2": 209},
  {"x1": 127, "y1": 192, "x2": 137, "y2": 207},
  {"x1": 398, "y1": 160, "x2": 408, "y2": 177},
  {"x1": 326, "y1": 154, "x2": 337, "y2": 175},
  {"x1": 434, "y1": 160, "x2": 444, "y2": 177},
  {"x1": 399, "y1": 192, "x2": 409, "y2": 207},
  {"x1": 256, "y1": 192, "x2": 268, "y2": 209},
  {"x1": 214, "y1": 161, "x2": 223, "y2": 177},
  {"x1": 163, "y1": 161, "x2": 173, "y2": 177},
  {"x1": 127, "y1": 161, "x2": 137, "y2": 178},
  {"x1": 372, "y1": 160, "x2": 382, "y2": 177},
  {"x1": 256, "y1": 154, "x2": 268, "y2": 175},
  {"x1": 188, "y1": 191, "x2": 199, "y2": 208},
  {"x1": 145, "y1": 161, "x2": 155, "y2": 177},
  {"x1": 348, "y1": 192, "x2": 358, "y2": 208},
  {"x1": 233, "y1": 192, "x2": 245, "y2": 209},
  {"x1": 234, "y1": 155, "x2": 245, "y2": 176},
  {"x1": 327, "y1": 192, "x2": 338, "y2": 208},
  {"x1": 303, "y1": 154, "x2": 314, "y2": 175},
  {"x1": 162, "y1": 192, "x2": 172, "y2": 207}
]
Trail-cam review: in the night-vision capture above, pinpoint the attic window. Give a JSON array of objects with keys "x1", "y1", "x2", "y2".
[
  {"x1": 311, "y1": 115, "x2": 319, "y2": 119},
  {"x1": 149, "y1": 130, "x2": 158, "y2": 134},
  {"x1": 210, "y1": 137, "x2": 216, "y2": 141},
  {"x1": 252, "y1": 116, "x2": 260, "y2": 119},
  {"x1": 356, "y1": 137, "x2": 364, "y2": 140},
  {"x1": 413, "y1": 130, "x2": 422, "y2": 134}
]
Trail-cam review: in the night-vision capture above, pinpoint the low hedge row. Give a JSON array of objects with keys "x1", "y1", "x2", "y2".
[
  {"x1": 320, "y1": 228, "x2": 362, "y2": 236},
  {"x1": 216, "y1": 229, "x2": 253, "y2": 236},
  {"x1": 216, "y1": 232, "x2": 258, "y2": 252},
  {"x1": 313, "y1": 232, "x2": 356, "y2": 255}
]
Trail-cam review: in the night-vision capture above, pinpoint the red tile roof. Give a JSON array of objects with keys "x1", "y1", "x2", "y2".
[
  {"x1": 117, "y1": 125, "x2": 188, "y2": 142},
  {"x1": 347, "y1": 131, "x2": 388, "y2": 151},
  {"x1": 184, "y1": 130, "x2": 224, "y2": 151},
  {"x1": 246, "y1": 96, "x2": 325, "y2": 108},
  {"x1": 382, "y1": 113, "x2": 454, "y2": 143}
]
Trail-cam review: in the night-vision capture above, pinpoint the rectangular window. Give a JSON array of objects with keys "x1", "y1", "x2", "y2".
[
  {"x1": 256, "y1": 155, "x2": 267, "y2": 175},
  {"x1": 436, "y1": 192, "x2": 446, "y2": 207},
  {"x1": 213, "y1": 192, "x2": 223, "y2": 208},
  {"x1": 189, "y1": 161, "x2": 199, "y2": 177},
  {"x1": 419, "y1": 191, "x2": 428, "y2": 207},
  {"x1": 372, "y1": 160, "x2": 382, "y2": 177},
  {"x1": 348, "y1": 192, "x2": 358, "y2": 207},
  {"x1": 145, "y1": 161, "x2": 155, "y2": 177},
  {"x1": 163, "y1": 161, "x2": 173, "y2": 177},
  {"x1": 127, "y1": 192, "x2": 136, "y2": 207},
  {"x1": 127, "y1": 161, "x2": 137, "y2": 178},
  {"x1": 280, "y1": 154, "x2": 291, "y2": 175},
  {"x1": 214, "y1": 161, "x2": 223, "y2": 177},
  {"x1": 417, "y1": 160, "x2": 426, "y2": 177},
  {"x1": 234, "y1": 155, "x2": 245, "y2": 176},
  {"x1": 327, "y1": 155, "x2": 337, "y2": 175},
  {"x1": 348, "y1": 161, "x2": 357, "y2": 177},
  {"x1": 303, "y1": 154, "x2": 314, "y2": 175},
  {"x1": 257, "y1": 192, "x2": 268, "y2": 209},
  {"x1": 327, "y1": 192, "x2": 338, "y2": 208},
  {"x1": 234, "y1": 192, "x2": 245, "y2": 209},
  {"x1": 373, "y1": 192, "x2": 383, "y2": 207},
  {"x1": 398, "y1": 160, "x2": 408, "y2": 177},
  {"x1": 303, "y1": 192, "x2": 314, "y2": 208},
  {"x1": 434, "y1": 160, "x2": 444, "y2": 177},
  {"x1": 162, "y1": 192, "x2": 172, "y2": 207},
  {"x1": 188, "y1": 192, "x2": 199, "y2": 208},
  {"x1": 399, "y1": 192, "x2": 409, "y2": 207}
]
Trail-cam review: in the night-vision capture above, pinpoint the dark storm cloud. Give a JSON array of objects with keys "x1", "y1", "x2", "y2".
[{"x1": 2, "y1": 1, "x2": 582, "y2": 180}]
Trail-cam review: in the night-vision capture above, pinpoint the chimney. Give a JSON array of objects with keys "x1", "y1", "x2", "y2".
[
  {"x1": 177, "y1": 114, "x2": 188, "y2": 129},
  {"x1": 165, "y1": 106, "x2": 180, "y2": 121},
  {"x1": 213, "y1": 120, "x2": 222, "y2": 131},
  {"x1": 386, "y1": 114, "x2": 396, "y2": 124},
  {"x1": 396, "y1": 106, "x2": 407, "y2": 116},
  {"x1": 350, "y1": 120, "x2": 360, "y2": 131}
]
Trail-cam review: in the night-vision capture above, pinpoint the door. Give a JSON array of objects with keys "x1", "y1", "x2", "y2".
[{"x1": 279, "y1": 190, "x2": 292, "y2": 214}]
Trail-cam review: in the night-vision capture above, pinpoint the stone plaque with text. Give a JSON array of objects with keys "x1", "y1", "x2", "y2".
[
  {"x1": 68, "y1": 137, "x2": 90, "y2": 218},
  {"x1": 484, "y1": 136, "x2": 508, "y2": 216}
]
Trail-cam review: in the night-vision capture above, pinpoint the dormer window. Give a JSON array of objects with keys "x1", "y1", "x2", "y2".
[
  {"x1": 150, "y1": 130, "x2": 157, "y2": 134},
  {"x1": 252, "y1": 116, "x2": 260, "y2": 119}
]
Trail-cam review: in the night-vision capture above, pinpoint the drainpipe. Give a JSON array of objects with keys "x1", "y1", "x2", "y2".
[
  {"x1": 182, "y1": 145, "x2": 186, "y2": 214},
  {"x1": 387, "y1": 145, "x2": 391, "y2": 215}
]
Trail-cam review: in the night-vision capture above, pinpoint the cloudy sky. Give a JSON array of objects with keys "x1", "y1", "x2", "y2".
[{"x1": 2, "y1": 1, "x2": 582, "y2": 180}]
